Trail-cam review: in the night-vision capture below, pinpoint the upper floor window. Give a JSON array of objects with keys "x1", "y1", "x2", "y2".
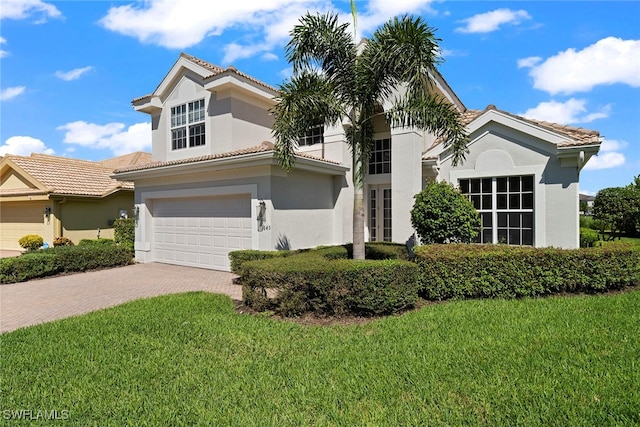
[
  {"x1": 369, "y1": 138, "x2": 391, "y2": 175},
  {"x1": 298, "y1": 124, "x2": 324, "y2": 147},
  {"x1": 171, "y1": 99, "x2": 205, "y2": 150}
]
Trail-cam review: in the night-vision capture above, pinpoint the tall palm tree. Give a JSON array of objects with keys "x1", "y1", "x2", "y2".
[{"x1": 272, "y1": 11, "x2": 468, "y2": 260}]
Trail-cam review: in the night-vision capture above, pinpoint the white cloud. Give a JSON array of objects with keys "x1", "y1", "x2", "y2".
[
  {"x1": 0, "y1": 37, "x2": 9, "y2": 58},
  {"x1": 57, "y1": 121, "x2": 151, "y2": 156},
  {"x1": 583, "y1": 139, "x2": 627, "y2": 170},
  {"x1": 261, "y1": 52, "x2": 278, "y2": 61},
  {"x1": 99, "y1": 0, "x2": 437, "y2": 64},
  {"x1": 0, "y1": 136, "x2": 54, "y2": 156},
  {"x1": 99, "y1": 0, "x2": 319, "y2": 49},
  {"x1": 0, "y1": 0, "x2": 62, "y2": 22},
  {"x1": 455, "y1": 8, "x2": 531, "y2": 34},
  {"x1": 517, "y1": 56, "x2": 541, "y2": 69},
  {"x1": 55, "y1": 66, "x2": 93, "y2": 81},
  {"x1": 0, "y1": 86, "x2": 26, "y2": 101},
  {"x1": 520, "y1": 98, "x2": 611, "y2": 124},
  {"x1": 522, "y1": 37, "x2": 640, "y2": 95}
]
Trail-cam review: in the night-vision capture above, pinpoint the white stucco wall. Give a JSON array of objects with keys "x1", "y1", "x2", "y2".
[
  {"x1": 434, "y1": 121, "x2": 580, "y2": 249},
  {"x1": 150, "y1": 74, "x2": 274, "y2": 163}
]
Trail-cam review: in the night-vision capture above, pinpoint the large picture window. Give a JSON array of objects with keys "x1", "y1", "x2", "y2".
[
  {"x1": 171, "y1": 99, "x2": 205, "y2": 150},
  {"x1": 460, "y1": 175, "x2": 534, "y2": 246}
]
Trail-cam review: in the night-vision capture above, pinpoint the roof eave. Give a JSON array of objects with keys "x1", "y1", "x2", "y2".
[{"x1": 113, "y1": 152, "x2": 348, "y2": 180}]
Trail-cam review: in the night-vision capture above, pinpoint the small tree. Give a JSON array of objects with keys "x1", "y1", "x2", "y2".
[
  {"x1": 592, "y1": 186, "x2": 640, "y2": 240},
  {"x1": 114, "y1": 218, "x2": 135, "y2": 251},
  {"x1": 411, "y1": 181, "x2": 480, "y2": 244}
]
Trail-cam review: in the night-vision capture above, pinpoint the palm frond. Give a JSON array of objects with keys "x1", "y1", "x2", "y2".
[
  {"x1": 271, "y1": 71, "x2": 346, "y2": 171},
  {"x1": 360, "y1": 15, "x2": 442, "y2": 103},
  {"x1": 386, "y1": 93, "x2": 469, "y2": 166},
  {"x1": 286, "y1": 12, "x2": 357, "y2": 104}
]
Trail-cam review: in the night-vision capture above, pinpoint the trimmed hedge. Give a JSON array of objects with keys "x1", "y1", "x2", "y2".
[
  {"x1": 78, "y1": 238, "x2": 116, "y2": 247},
  {"x1": 415, "y1": 244, "x2": 640, "y2": 300},
  {"x1": 0, "y1": 245, "x2": 134, "y2": 284},
  {"x1": 241, "y1": 254, "x2": 419, "y2": 316},
  {"x1": 229, "y1": 250, "x2": 292, "y2": 277}
]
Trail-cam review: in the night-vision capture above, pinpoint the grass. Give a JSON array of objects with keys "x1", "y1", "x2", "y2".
[{"x1": 2, "y1": 291, "x2": 639, "y2": 426}]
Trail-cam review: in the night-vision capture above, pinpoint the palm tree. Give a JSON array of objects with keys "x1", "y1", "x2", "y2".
[{"x1": 272, "y1": 11, "x2": 468, "y2": 260}]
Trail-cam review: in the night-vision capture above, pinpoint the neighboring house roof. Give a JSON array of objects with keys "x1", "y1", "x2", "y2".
[
  {"x1": 99, "y1": 151, "x2": 152, "y2": 170},
  {"x1": 114, "y1": 141, "x2": 342, "y2": 174},
  {"x1": 579, "y1": 193, "x2": 596, "y2": 202},
  {"x1": 0, "y1": 152, "x2": 150, "y2": 198},
  {"x1": 429, "y1": 104, "x2": 601, "y2": 153}
]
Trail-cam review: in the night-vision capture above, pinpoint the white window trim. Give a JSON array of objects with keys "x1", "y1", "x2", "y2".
[{"x1": 169, "y1": 98, "x2": 206, "y2": 151}]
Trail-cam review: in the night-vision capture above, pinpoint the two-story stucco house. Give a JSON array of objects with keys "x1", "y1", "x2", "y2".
[{"x1": 114, "y1": 53, "x2": 601, "y2": 271}]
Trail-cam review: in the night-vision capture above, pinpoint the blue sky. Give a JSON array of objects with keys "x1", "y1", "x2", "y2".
[{"x1": 1, "y1": 0, "x2": 638, "y2": 195}]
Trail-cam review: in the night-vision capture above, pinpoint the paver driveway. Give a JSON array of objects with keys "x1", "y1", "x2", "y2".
[{"x1": 0, "y1": 263, "x2": 240, "y2": 333}]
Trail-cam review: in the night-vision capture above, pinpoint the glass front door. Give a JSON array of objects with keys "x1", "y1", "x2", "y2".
[{"x1": 369, "y1": 186, "x2": 391, "y2": 242}]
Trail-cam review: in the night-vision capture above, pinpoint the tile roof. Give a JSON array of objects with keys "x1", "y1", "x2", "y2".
[
  {"x1": 432, "y1": 104, "x2": 601, "y2": 149},
  {"x1": 114, "y1": 141, "x2": 341, "y2": 174},
  {"x1": 1, "y1": 153, "x2": 149, "y2": 197},
  {"x1": 132, "y1": 53, "x2": 278, "y2": 103}
]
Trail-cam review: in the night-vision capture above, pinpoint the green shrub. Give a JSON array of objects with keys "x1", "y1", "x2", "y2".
[
  {"x1": 414, "y1": 244, "x2": 640, "y2": 301},
  {"x1": 0, "y1": 245, "x2": 134, "y2": 284},
  {"x1": 0, "y1": 252, "x2": 58, "y2": 283},
  {"x1": 114, "y1": 218, "x2": 135, "y2": 251},
  {"x1": 228, "y1": 250, "x2": 292, "y2": 276},
  {"x1": 53, "y1": 236, "x2": 74, "y2": 247},
  {"x1": 18, "y1": 234, "x2": 43, "y2": 251},
  {"x1": 580, "y1": 228, "x2": 600, "y2": 247},
  {"x1": 241, "y1": 252, "x2": 418, "y2": 317},
  {"x1": 410, "y1": 180, "x2": 480, "y2": 244},
  {"x1": 579, "y1": 215, "x2": 594, "y2": 228},
  {"x1": 78, "y1": 239, "x2": 116, "y2": 247}
]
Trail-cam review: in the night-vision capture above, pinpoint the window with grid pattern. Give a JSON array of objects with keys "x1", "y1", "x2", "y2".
[
  {"x1": 298, "y1": 124, "x2": 324, "y2": 146},
  {"x1": 460, "y1": 175, "x2": 534, "y2": 246},
  {"x1": 171, "y1": 99, "x2": 206, "y2": 150},
  {"x1": 368, "y1": 138, "x2": 391, "y2": 175}
]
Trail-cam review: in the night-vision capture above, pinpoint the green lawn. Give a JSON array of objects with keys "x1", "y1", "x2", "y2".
[{"x1": 2, "y1": 290, "x2": 639, "y2": 426}]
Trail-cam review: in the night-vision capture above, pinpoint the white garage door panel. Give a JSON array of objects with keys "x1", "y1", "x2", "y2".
[{"x1": 152, "y1": 196, "x2": 252, "y2": 271}]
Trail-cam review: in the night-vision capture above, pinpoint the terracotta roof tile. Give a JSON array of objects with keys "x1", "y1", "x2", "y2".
[
  {"x1": 180, "y1": 53, "x2": 279, "y2": 92},
  {"x1": 2, "y1": 153, "x2": 140, "y2": 197},
  {"x1": 99, "y1": 151, "x2": 152, "y2": 170},
  {"x1": 431, "y1": 104, "x2": 600, "y2": 150},
  {"x1": 114, "y1": 141, "x2": 341, "y2": 174}
]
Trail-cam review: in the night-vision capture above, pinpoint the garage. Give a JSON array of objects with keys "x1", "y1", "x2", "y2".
[
  {"x1": 151, "y1": 195, "x2": 252, "y2": 271},
  {"x1": 0, "y1": 201, "x2": 46, "y2": 250}
]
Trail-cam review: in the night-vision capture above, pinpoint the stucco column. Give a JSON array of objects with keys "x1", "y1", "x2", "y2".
[{"x1": 390, "y1": 128, "x2": 422, "y2": 243}]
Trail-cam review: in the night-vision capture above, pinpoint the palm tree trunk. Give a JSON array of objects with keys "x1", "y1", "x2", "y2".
[
  {"x1": 353, "y1": 184, "x2": 365, "y2": 259},
  {"x1": 352, "y1": 139, "x2": 366, "y2": 260}
]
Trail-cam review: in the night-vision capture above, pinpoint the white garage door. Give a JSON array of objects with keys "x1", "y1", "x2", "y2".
[{"x1": 152, "y1": 196, "x2": 252, "y2": 271}]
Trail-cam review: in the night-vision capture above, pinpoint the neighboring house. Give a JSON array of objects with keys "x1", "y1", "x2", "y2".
[
  {"x1": 579, "y1": 193, "x2": 596, "y2": 214},
  {"x1": 113, "y1": 53, "x2": 601, "y2": 271},
  {"x1": 0, "y1": 152, "x2": 151, "y2": 250}
]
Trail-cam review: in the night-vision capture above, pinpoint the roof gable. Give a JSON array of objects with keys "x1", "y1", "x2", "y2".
[
  {"x1": 132, "y1": 53, "x2": 278, "y2": 114},
  {"x1": 425, "y1": 104, "x2": 601, "y2": 160}
]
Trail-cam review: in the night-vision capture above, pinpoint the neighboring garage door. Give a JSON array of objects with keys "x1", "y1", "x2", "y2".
[
  {"x1": 0, "y1": 201, "x2": 46, "y2": 250},
  {"x1": 152, "y1": 195, "x2": 252, "y2": 271}
]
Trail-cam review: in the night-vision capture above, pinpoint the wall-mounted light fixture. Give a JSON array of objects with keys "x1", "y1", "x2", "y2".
[
  {"x1": 256, "y1": 200, "x2": 266, "y2": 229},
  {"x1": 133, "y1": 206, "x2": 140, "y2": 220},
  {"x1": 43, "y1": 206, "x2": 51, "y2": 219}
]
